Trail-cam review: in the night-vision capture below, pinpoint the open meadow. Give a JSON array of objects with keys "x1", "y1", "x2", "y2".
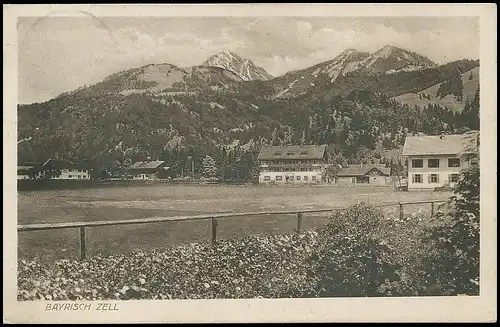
[{"x1": 17, "y1": 184, "x2": 452, "y2": 262}]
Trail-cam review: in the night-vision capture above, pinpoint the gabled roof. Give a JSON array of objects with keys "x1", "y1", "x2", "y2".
[
  {"x1": 42, "y1": 158, "x2": 89, "y2": 170},
  {"x1": 257, "y1": 145, "x2": 327, "y2": 160},
  {"x1": 402, "y1": 132, "x2": 479, "y2": 156},
  {"x1": 129, "y1": 160, "x2": 165, "y2": 170},
  {"x1": 337, "y1": 164, "x2": 391, "y2": 177}
]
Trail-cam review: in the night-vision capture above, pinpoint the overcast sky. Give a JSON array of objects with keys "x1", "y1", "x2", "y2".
[{"x1": 18, "y1": 16, "x2": 479, "y2": 104}]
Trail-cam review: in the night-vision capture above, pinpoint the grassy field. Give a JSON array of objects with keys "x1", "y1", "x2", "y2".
[{"x1": 17, "y1": 184, "x2": 452, "y2": 262}]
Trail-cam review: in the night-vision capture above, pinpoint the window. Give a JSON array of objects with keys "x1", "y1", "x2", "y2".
[
  {"x1": 429, "y1": 174, "x2": 439, "y2": 183},
  {"x1": 412, "y1": 159, "x2": 423, "y2": 168},
  {"x1": 449, "y1": 174, "x2": 459, "y2": 183},
  {"x1": 296, "y1": 176, "x2": 301, "y2": 181},
  {"x1": 412, "y1": 174, "x2": 423, "y2": 183},
  {"x1": 303, "y1": 176, "x2": 308, "y2": 181},
  {"x1": 289, "y1": 176, "x2": 294, "y2": 181},
  {"x1": 82, "y1": 169, "x2": 87, "y2": 173},
  {"x1": 263, "y1": 176, "x2": 270, "y2": 181},
  {"x1": 273, "y1": 151, "x2": 282, "y2": 156},
  {"x1": 428, "y1": 159, "x2": 440, "y2": 168},
  {"x1": 351, "y1": 177, "x2": 356, "y2": 184},
  {"x1": 78, "y1": 175, "x2": 82, "y2": 179},
  {"x1": 299, "y1": 151, "x2": 308, "y2": 155},
  {"x1": 286, "y1": 152, "x2": 295, "y2": 156},
  {"x1": 448, "y1": 158, "x2": 461, "y2": 167},
  {"x1": 312, "y1": 175, "x2": 317, "y2": 180},
  {"x1": 275, "y1": 176, "x2": 283, "y2": 181},
  {"x1": 68, "y1": 175, "x2": 72, "y2": 178}
]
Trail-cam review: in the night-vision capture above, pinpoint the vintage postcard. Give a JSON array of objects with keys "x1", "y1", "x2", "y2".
[{"x1": 3, "y1": 3, "x2": 497, "y2": 323}]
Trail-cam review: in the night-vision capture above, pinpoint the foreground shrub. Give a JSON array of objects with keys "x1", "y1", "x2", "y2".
[
  {"x1": 420, "y1": 166, "x2": 480, "y2": 295},
  {"x1": 306, "y1": 204, "x2": 402, "y2": 297},
  {"x1": 18, "y1": 231, "x2": 319, "y2": 301}
]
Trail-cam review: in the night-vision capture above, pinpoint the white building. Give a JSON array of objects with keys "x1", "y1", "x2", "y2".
[
  {"x1": 402, "y1": 132, "x2": 478, "y2": 190},
  {"x1": 257, "y1": 145, "x2": 328, "y2": 184},
  {"x1": 41, "y1": 159, "x2": 91, "y2": 180}
]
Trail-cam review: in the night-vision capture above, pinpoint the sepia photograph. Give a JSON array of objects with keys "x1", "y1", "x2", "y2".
[{"x1": 3, "y1": 3, "x2": 497, "y2": 323}]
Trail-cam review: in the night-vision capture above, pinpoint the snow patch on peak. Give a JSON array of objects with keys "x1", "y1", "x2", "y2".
[{"x1": 203, "y1": 51, "x2": 273, "y2": 81}]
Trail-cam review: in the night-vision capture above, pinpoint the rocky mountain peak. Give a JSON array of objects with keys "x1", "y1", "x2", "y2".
[{"x1": 203, "y1": 51, "x2": 273, "y2": 81}]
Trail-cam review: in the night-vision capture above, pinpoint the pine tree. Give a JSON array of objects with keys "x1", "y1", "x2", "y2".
[{"x1": 201, "y1": 155, "x2": 218, "y2": 178}]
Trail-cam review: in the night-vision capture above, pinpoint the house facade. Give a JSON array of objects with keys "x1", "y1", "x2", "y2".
[
  {"x1": 402, "y1": 132, "x2": 479, "y2": 190},
  {"x1": 335, "y1": 164, "x2": 391, "y2": 186},
  {"x1": 257, "y1": 145, "x2": 328, "y2": 184},
  {"x1": 129, "y1": 160, "x2": 167, "y2": 180},
  {"x1": 41, "y1": 159, "x2": 91, "y2": 180},
  {"x1": 17, "y1": 162, "x2": 42, "y2": 180}
]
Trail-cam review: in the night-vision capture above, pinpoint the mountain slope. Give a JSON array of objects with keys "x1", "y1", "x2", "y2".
[
  {"x1": 60, "y1": 63, "x2": 244, "y2": 99},
  {"x1": 203, "y1": 51, "x2": 273, "y2": 81},
  {"x1": 393, "y1": 66, "x2": 479, "y2": 112},
  {"x1": 270, "y1": 45, "x2": 438, "y2": 98},
  {"x1": 359, "y1": 45, "x2": 437, "y2": 74}
]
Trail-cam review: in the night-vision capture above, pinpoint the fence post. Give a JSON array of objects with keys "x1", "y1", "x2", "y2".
[
  {"x1": 399, "y1": 203, "x2": 404, "y2": 220},
  {"x1": 79, "y1": 227, "x2": 86, "y2": 260},
  {"x1": 210, "y1": 218, "x2": 218, "y2": 246},
  {"x1": 296, "y1": 212, "x2": 303, "y2": 233},
  {"x1": 431, "y1": 201, "x2": 435, "y2": 217}
]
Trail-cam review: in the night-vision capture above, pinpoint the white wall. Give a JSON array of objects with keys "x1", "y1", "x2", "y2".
[
  {"x1": 406, "y1": 155, "x2": 462, "y2": 190},
  {"x1": 52, "y1": 168, "x2": 90, "y2": 180},
  {"x1": 132, "y1": 174, "x2": 156, "y2": 180},
  {"x1": 259, "y1": 171, "x2": 323, "y2": 184}
]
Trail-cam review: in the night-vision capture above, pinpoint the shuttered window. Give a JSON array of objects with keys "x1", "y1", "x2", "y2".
[
  {"x1": 429, "y1": 174, "x2": 439, "y2": 183},
  {"x1": 412, "y1": 174, "x2": 423, "y2": 183}
]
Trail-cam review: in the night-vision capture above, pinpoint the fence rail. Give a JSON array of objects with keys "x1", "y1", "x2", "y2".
[{"x1": 17, "y1": 199, "x2": 449, "y2": 260}]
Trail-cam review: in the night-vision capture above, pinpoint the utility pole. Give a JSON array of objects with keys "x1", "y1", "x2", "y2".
[{"x1": 188, "y1": 155, "x2": 194, "y2": 180}]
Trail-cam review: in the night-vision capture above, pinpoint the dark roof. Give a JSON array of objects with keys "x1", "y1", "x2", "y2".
[
  {"x1": 337, "y1": 164, "x2": 391, "y2": 177},
  {"x1": 129, "y1": 160, "x2": 166, "y2": 170},
  {"x1": 257, "y1": 145, "x2": 327, "y2": 160},
  {"x1": 402, "y1": 132, "x2": 479, "y2": 156},
  {"x1": 42, "y1": 159, "x2": 89, "y2": 170}
]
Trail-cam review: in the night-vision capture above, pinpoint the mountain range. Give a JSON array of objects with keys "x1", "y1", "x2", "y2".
[{"x1": 17, "y1": 45, "x2": 480, "y2": 175}]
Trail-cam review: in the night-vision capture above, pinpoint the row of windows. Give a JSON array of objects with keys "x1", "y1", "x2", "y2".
[
  {"x1": 263, "y1": 175, "x2": 317, "y2": 181},
  {"x1": 260, "y1": 160, "x2": 323, "y2": 165},
  {"x1": 411, "y1": 158, "x2": 460, "y2": 168},
  {"x1": 411, "y1": 173, "x2": 460, "y2": 184},
  {"x1": 262, "y1": 167, "x2": 318, "y2": 172},
  {"x1": 67, "y1": 175, "x2": 88, "y2": 179}
]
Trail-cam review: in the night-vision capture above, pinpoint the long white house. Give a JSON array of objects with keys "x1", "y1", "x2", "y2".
[
  {"x1": 41, "y1": 159, "x2": 91, "y2": 180},
  {"x1": 257, "y1": 145, "x2": 328, "y2": 184},
  {"x1": 402, "y1": 132, "x2": 478, "y2": 190}
]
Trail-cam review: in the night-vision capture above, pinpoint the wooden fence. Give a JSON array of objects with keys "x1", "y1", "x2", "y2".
[{"x1": 17, "y1": 199, "x2": 448, "y2": 261}]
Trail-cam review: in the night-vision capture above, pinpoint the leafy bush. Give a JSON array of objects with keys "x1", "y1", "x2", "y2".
[
  {"x1": 18, "y1": 232, "x2": 319, "y2": 301},
  {"x1": 306, "y1": 204, "x2": 402, "y2": 297},
  {"x1": 420, "y1": 166, "x2": 480, "y2": 295}
]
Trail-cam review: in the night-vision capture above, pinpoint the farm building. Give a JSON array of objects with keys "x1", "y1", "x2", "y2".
[
  {"x1": 257, "y1": 145, "x2": 328, "y2": 184},
  {"x1": 17, "y1": 162, "x2": 42, "y2": 180},
  {"x1": 335, "y1": 164, "x2": 391, "y2": 186},
  {"x1": 402, "y1": 131, "x2": 479, "y2": 190},
  {"x1": 41, "y1": 159, "x2": 91, "y2": 180},
  {"x1": 129, "y1": 160, "x2": 168, "y2": 180}
]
